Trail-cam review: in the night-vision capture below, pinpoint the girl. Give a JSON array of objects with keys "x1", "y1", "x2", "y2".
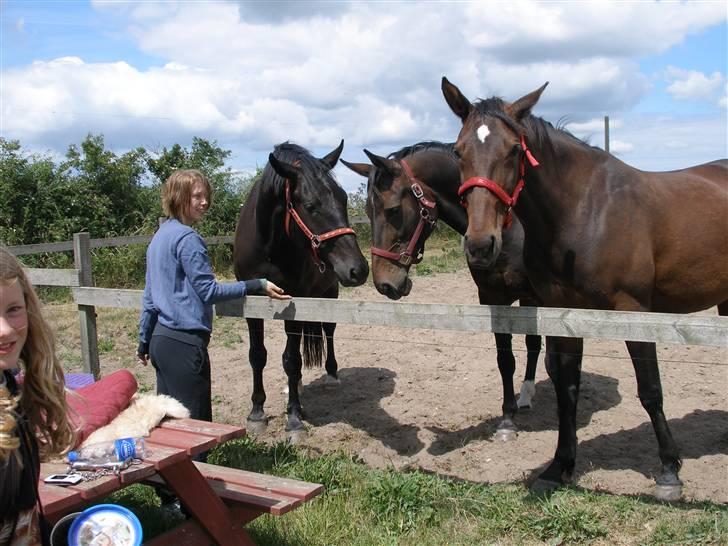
[
  {"x1": 0, "y1": 247, "x2": 75, "y2": 545},
  {"x1": 137, "y1": 169, "x2": 289, "y2": 425}
]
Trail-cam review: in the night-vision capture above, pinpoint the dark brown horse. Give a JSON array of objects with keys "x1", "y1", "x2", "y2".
[
  {"x1": 442, "y1": 76, "x2": 728, "y2": 500},
  {"x1": 234, "y1": 141, "x2": 369, "y2": 436},
  {"x1": 341, "y1": 142, "x2": 542, "y2": 440}
]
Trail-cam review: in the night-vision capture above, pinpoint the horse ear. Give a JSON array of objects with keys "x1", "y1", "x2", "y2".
[
  {"x1": 340, "y1": 158, "x2": 372, "y2": 178},
  {"x1": 320, "y1": 139, "x2": 344, "y2": 170},
  {"x1": 268, "y1": 153, "x2": 298, "y2": 181},
  {"x1": 442, "y1": 76, "x2": 472, "y2": 123},
  {"x1": 510, "y1": 82, "x2": 549, "y2": 122},
  {"x1": 363, "y1": 149, "x2": 401, "y2": 176}
]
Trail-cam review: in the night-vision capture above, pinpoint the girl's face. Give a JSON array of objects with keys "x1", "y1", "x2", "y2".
[
  {"x1": 0, "y1": 279, "x2": 28, "y2": 370},
  {"x1": 185, "y1": 180, "x2": 210, "y2": 225}
]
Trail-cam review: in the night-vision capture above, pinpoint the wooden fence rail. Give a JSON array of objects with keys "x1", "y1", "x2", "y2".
[
  {"x1": 8, "y1": 230, "x2": 728, "y2": 380},
  {"x1": 73, "y1": 287, "x2": 728, "y2": 348}
]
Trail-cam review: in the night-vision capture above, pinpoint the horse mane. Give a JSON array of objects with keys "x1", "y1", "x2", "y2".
[{"x1": 387, "y1": 141, "x2": 457, "y2": 161}]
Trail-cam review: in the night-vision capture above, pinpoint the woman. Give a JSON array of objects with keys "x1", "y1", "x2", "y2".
[
  {"x1": 1, "y1": 247, "x2": 75, "y2": 545},
  {"x1": 137, "y1": 169, "x2": 290, "y2": 424}
]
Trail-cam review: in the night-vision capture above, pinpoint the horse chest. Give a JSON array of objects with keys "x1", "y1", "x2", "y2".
[{"x1": 523, "y1": 243, "x2": 606, "y2": 308}]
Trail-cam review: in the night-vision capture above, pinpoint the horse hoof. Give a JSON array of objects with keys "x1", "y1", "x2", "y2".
[
  {"x1": 246, "y1": 418, "x2": 268, "y2": 436},
  {"x1": 517, "y1": 401, "x2": 532, "y2": 410},
  {"x1": 530, "y1": 478, "x2": 561, "y2": 495},
  {"x1": 323, "y1": 374, "x2": 340, "y2": 386},
  {"x1": 655, "y1": 483, "x2": 683, "y2": 502},
  {"x1": 494, "y1": 427, "x2": 517, "y2": 442}
]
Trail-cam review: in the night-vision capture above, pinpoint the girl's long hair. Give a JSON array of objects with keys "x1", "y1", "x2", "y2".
[{"x1": 0, "y1": 247, "x2": 75, "y2": 460}]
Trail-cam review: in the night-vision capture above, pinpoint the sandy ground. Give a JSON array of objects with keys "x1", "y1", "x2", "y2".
[{"x1": 121, "y1": 270, "x2": 728, "y2": 503}]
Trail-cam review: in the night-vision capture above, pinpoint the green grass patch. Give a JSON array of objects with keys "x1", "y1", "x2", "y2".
[{"x1": 95, "y1": 437, "x2": 727, "y2": 546}]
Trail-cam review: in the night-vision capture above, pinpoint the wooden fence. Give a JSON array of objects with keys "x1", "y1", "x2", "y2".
[{"x1": 8, "y1": 231, "x2": 728, "y2": 378}]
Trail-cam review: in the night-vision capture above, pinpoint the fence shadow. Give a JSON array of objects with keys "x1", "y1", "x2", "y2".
[
  {"x1": 425, "y1": 370, "x2": 621, "y2": 456},
  {"x1": 303, "y1": 366, "x2": 425, "y2": 456}
]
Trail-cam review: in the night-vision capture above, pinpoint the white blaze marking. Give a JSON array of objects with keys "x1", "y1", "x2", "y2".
[{"x1": 476, "y1": 124, "x2": 490, "y2": 143}]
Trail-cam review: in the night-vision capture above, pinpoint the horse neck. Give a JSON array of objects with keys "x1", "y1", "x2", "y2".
[
  {"x1": 517, "y1": 128, "x2": 604, "y2": 238},
  {"x1": 411, "y1": 152, "x2": 468, "y2": 235}
]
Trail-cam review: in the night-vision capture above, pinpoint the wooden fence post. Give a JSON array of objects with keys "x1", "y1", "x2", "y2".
[{"x1": 73, "y1": 233, "x2": 100, "y2": 378}]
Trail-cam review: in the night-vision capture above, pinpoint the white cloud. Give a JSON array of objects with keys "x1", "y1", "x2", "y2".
[
  {"x1": 609, "y1": 140, "x2": 634, "y2": 155},
  {"x1": 665, "y1": 66, "x2": 725, "y2": 102},
  {"x1": 2, "y1": 0, "x2": 727, "y2": 192}
]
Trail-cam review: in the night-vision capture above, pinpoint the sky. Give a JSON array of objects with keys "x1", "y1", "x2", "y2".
[{"x1": 1, "y1": 0, "x2": 726, "y2": 193}]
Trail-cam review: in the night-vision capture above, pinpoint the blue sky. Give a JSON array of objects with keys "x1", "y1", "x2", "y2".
[{"x1": 2, "y1": 0, "x2": 726, "y2": 192}]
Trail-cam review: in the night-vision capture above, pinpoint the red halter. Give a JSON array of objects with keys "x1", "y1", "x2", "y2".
[
  {"x1": 284, "y1": 177, "x2": 356, "y2": 273},
  {"x1": 370, "y1": 159, "x2": 437, "y2": 266},
  {"x1": 457, "y1": 134, "x2": 539, "y2": 229}
]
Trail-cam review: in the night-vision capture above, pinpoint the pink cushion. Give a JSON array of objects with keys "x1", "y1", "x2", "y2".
[{"x1": 67, "y1": 369, "x2": 137, "y2": 447}]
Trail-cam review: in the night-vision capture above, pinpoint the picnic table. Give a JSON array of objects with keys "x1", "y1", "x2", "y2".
[{"x1": 39, "y1": 418, "x2": 323, "y2": 545}]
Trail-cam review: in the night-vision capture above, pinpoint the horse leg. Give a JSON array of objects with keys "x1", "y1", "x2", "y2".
[
  {"x1": 518, "y1": 334, "x2": 541, "y2": 409},
  {"x1": 323, "y1": 322, "x2": 341, "y2": 385},
  {"x1": 626, "y1": 340, "x2": 683, "y2": 501},
  {"x1": 246, "y1": 318, "x2": 268, "y2": 434},
  {"x1": 494, "y1": 332, "x2": 518, "y2": 441},
  {"x1": 533, "y1": 336, "x2": 583, "y2": 492},
  {"x1": 283, "y1": 319, "x2": 306, "y2": 437}
]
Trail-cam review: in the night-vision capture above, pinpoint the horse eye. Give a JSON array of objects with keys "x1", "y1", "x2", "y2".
[
  {"x1": 452, "y1": 148, "x2": 462, "y2": 159},
  {"x1": 384, "y1": 206, "x2": 401, "y2": 220},
  {"x1": 303, "y1": 202, "x2": 317, "y2": 213}
]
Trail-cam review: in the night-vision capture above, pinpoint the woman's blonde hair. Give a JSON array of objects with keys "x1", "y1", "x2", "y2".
[
  {"x1": 0, "y1": 247, "x2": 75, "y2": 460},
  {"x1": 161, "y1": 169, "x2": 212, "y2": 222}
]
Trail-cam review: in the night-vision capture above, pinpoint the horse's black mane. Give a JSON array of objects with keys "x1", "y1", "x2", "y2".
[
  {"x1": 472, "y1": 98, "x2": 600, "y2": 152},
  {"x1": 388, "y1": 141, "x2": 456, "y2": 161},
  {"x1": 270, "y1": 141, "x2": 320, "y2": 172}
]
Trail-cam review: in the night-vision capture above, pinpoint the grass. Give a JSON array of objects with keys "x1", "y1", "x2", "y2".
[{"x1": 101, "y1": 437, "x2": 728, "y2": 546}]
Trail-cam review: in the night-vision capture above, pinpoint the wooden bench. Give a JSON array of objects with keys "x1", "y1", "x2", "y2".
[{"x1": 144, "y1": 463, "x2": 324, "y2": 545}]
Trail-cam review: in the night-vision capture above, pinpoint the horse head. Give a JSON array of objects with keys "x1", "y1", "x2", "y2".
[
  {"x1": 341, "y1": 149, "x2": 438, "y2": 300},
  {"x1": 266, "y1": 140, "x2": 368, "y2": 286},
  {"x1": 442, "y1": 76, "x2": 547, "y2": 270}
]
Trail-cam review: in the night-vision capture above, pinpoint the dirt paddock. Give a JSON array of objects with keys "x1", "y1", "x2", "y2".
[{"x1": 134, "y1": 270, "x2": 728, "y2": 503}]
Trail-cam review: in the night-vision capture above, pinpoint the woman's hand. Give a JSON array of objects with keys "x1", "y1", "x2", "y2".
[
  {"x1": 137, "y1": 342, "x2": 149, "y2": 366},
  {"x1": 265, "y1": 281, "x2": 291, "y2": 300}
]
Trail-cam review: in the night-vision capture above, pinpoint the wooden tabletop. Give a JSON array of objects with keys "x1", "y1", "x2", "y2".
[{"x1": 40, "y1": 418, "x2": 246, "y2": 522}]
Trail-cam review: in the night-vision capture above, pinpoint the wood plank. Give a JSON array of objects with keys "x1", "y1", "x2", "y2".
[
  {"x1": 41, "y1": 461, "x2": 120, "y2": 501},
  {"x1": 145, "y1": 473, "x2": 299, "y2": 516},
  {"x1": 71, "y1": 288, "x2": 728, "y2": 347},
  {"x1": 195, "y1": 462, "x2": 323, "y2": 501},
  {"x1": 38, "y1": 480, "x2": 84, "y2": 520},
  {"x1": 142, "y1": 443, "x2": 188, "y2": 470},
  {"x1": 8, "y1": 240, "x2": 74, "y2": 256},
  {"x1": 24, "y1": 267, "x2": 80, "y2": 287},
  {"x1": 159, "y1": 418, "x2": 246, "y2": 443},
  {"x1": 147, "y1": 429, "x2": 218, "y2": 456}
]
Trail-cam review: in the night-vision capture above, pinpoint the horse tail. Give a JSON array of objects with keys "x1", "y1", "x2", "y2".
[{"x1": 302, "y1": 321, "x2": 324, "y2": 369}]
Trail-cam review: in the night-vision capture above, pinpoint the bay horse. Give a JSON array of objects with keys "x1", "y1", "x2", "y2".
[
  {"x1": 442, "y1": 76, "x2": 728, "y2": 500},
  {"x1": 341, "y1": 142, "x2": 542, "y2": 440},
  {"x1": 233, "y1": 141, "x2": 369, "y2": 436}
]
